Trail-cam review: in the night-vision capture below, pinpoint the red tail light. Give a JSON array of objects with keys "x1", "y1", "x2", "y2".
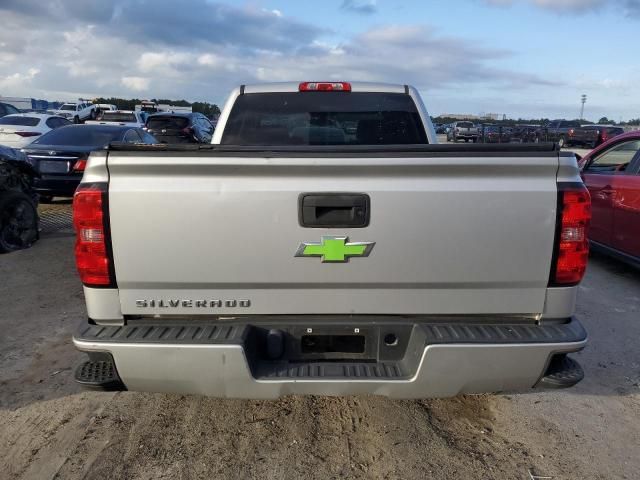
[
  {"x1": 299, "y1": 82, "x2": 351, "y2": 92},
  {"x1": 181, "y1": 126, "x2": 194, "y2": 135},
  {"x1": 73, "y1": 183, "x2": 115, "y2": 287},
  {"x1": 550, "y1": 183, "x2": 591, "y2": 286},
  {"x1": 15, "y1": 131, "x2": 41, "y2": 137},
  {"x1": 72, "y1": 158, "x2": 87, "y2": 172},
  {"x1": 568, "y1": 128, "x2": 575, "y2": 136}
]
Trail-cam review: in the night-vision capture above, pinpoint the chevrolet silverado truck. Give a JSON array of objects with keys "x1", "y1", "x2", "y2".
[{"x1": 71, "y1": 81, "x2": 591, "y2": 399}]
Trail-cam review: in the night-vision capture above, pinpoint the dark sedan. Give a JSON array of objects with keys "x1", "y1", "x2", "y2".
[
  {"x1": 146, "y1": 112, "x2": 214, "y2": 144},
  {"x1": 23, "y1": 125, "x2": 157, "y2": 200}
]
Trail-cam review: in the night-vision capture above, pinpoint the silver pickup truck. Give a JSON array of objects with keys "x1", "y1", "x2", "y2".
[{"x1": 72, "y1": 82, "x2": 591, "y2": 399}]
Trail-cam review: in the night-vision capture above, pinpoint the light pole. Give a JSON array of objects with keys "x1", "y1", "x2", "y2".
[{"x1": 580, "y1": 94, "x2": 587, "y2": 120}]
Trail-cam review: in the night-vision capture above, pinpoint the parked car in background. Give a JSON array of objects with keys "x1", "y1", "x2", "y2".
[
  {"x1": 0, "y1": 146, "x2": 39, "y2": 253},
  {"x1": 52, "y1": 101, "x2": 97, "y2": 124},
  {"x1": 87, "y1": 110, "x2": 147, "y2": 128},
  {"x1": 568, "y1": 125, "x2": 625, "y2": 149},
  {"x1": 0, "y1": 102, "x2": 21, "y2": 118},
  {"x1": 23, "y1": 124, "x2": 157, "y2": 200},
  {"x1": 146, "y1": 112, "x2": 214, "y2": 143},
  {"x1": 93, "y1": 104, "x2": 117, "y2": 117},
  {"x1": 480, "y1": 125, "x2": 511, "y2": 143},
  {"x1": 511, "y1": 124, "x2": 544, "y2": 143},
  {"x1": 546, "y1": 119, "x2": 581, "y2": 148},
  {"x1": 579, "y1": 131, "x2": 640, "y2": 267},
  {"x1": 434, "y1": 123, "x2": 447, "y2": 134},
  {"x1": 446, "y1": 121, "x2": 479, "y2": 142},
  {"x1": 0, "y1": 114, "x2": 72, "y2": 148}
]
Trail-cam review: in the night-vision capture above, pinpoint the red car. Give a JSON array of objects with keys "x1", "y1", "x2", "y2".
[{"x1": 578, "y1": 131, "x2": 640, "y2": 266}]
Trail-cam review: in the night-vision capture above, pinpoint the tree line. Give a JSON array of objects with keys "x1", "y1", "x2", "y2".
[{"x1": 92, "y1": 97, "x2": 221, "y2": 117}]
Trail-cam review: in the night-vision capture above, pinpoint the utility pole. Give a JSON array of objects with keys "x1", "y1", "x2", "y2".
[{"x1": 580, "y1": 94, "x2": 587, "y2": 120}]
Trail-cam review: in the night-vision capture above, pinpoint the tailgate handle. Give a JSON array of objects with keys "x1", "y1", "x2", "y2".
[{"x1": 299, "y1": 193, "x2": 370, "y2": 228}]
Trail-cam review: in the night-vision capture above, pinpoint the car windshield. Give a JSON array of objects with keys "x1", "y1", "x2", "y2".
[
  {"x1": 0, "y1": 116, "x2": 40, "y2": 126},
  {"x1": 32, "y1": 126, "x2": 126, "y2": 146},
  {"x1": 60, "y1": 104, "x2": 76, "y2": 111},
  {"x1": 101, "y1": 112, "x2": 137, "y2": 122},
  {"x1": 147, "y1": 116, "x2": 190, "y2": 130},
  {"x1": 221, "y1": 92, "x2": 428, "y2": 145}
]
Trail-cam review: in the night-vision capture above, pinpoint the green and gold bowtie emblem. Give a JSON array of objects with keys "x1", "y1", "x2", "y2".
[{"x1": 295, "y1": 236, "x2": 375, "y2": 263}]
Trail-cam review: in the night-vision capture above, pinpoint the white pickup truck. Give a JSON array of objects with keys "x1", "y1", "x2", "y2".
[
  {"x1": 53, "y1": 101, "x2": 96, "y2": 124},
  {"x1": 85, "y1": 110, "x2": 147, "y2": 128},
  {"x1": 72, "y1": 82, "x2": 591, "y2": 399}
]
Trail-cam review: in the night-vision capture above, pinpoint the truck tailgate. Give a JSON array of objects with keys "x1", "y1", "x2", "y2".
[{"x1": 106, "y1": 150, "x2": 559, "y2": 316}]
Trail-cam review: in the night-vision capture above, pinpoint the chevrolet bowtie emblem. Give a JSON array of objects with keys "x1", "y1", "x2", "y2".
[{"x1": 295, "y1": 236, "x2": 375, "y2": 263}]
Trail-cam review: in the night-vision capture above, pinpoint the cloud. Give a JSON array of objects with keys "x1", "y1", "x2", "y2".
[
  {"x1": 0, "y1": 68, "x2": 40, "y2": 90},
  {"x1": 484, "y1": 0, "x2": 640, "y2": 14},
  {"x1": 341, "y1": 0, "x2": 378, "y2": 14},
  {"x1": 121, "y1": 76, "x2": 150, "y2": 92}
]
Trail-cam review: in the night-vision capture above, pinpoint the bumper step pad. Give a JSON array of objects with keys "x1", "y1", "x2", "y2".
[
  {"x1": 537, "y1": 354, "x2": 584, "y2": 389},
  {"x1": 74, "y1": 358, "x2": 126, "y2": 391}
]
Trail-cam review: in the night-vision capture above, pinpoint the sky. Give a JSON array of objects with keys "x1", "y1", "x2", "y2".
[{"x1": 0, "y1": 0, "x2": 638, "y2": 120}]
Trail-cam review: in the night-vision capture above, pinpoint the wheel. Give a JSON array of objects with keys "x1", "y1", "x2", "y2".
[
  {"x1": 558, "y1": 136, "x2": 565, "y2": 148},
  {"x1": 90, "y1": 109, "x2": 97, "y2": 120},
  {"x1": 0, "y1": 191, "x2": 39, "y2": 253},
  {"x1": 38, "y1": 195, "x2": 53, "y2": 204},
  {"x1": 73, "y1": 116, "x2": 80, "y2": 124}
]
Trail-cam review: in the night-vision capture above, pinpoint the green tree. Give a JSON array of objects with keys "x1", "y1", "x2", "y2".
[{"x1": 598, "y1": 117, "x2": 610, "y2": 124}]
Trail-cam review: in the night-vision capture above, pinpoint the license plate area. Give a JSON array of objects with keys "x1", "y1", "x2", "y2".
[
  {"x1": 39, "y1": 160, "x2": 70, "y2": 174},
  {"x1": 248, "y1": 324, "x2": 414, "y2": 364},
  {"x1": 301, "y1": 334, "x2": 365, "y2": 355}
]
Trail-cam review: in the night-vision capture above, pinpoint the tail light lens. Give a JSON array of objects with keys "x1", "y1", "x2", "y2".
[
  {"x1": 181, "y1": 126, "x2": 194, "y2": 135},
  {"x1": 299, "y1": 82, "x2": 351, "y2": 92},
  {"x1": 568, "y1": 128, "x2": 575, "y2": 136},
  {"x1": 550, "y1": 183, "x2": 591, "y2": 286},
  {"x1": 15, "y1": 131, "x2": 41, "y2": 137},
  {"x1": 72, "y1": 158, "x2": 87, "y2": 172},
  {"x1": 73, "y1": 183, "x2": 115, "y2": 287}
]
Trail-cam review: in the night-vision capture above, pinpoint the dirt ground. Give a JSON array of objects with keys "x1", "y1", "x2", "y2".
[{"x1": 0, "y1": 203, "x2": 638, "y2": 480}]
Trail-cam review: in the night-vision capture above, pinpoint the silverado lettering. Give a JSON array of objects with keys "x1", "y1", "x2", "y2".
[{"x1": 135, "y1": 299, "x2": 251, "y2": 308}]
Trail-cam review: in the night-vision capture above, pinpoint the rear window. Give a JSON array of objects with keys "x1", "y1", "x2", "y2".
[
  {"x1": 0, "y1": 116, "x2": 40, "y2": 126},
  {"x1": 147, "y1": 116, "x2": 190, "y2": 130},
  {"x1": 60, "y1": 104, "x2": 76, "y2": 111},
  {"x1": 101, "y1": 112, "x2": 137, "y2": 122},
  {"x1": 457, "y1": 122, "x2": 474, "y2": 128},
  {"x1": 33, "y1": 126, "x2": 125, "y2": 146},
  {"x1": 221, "y1": 92, "x2": 428, "y2": 145}
]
